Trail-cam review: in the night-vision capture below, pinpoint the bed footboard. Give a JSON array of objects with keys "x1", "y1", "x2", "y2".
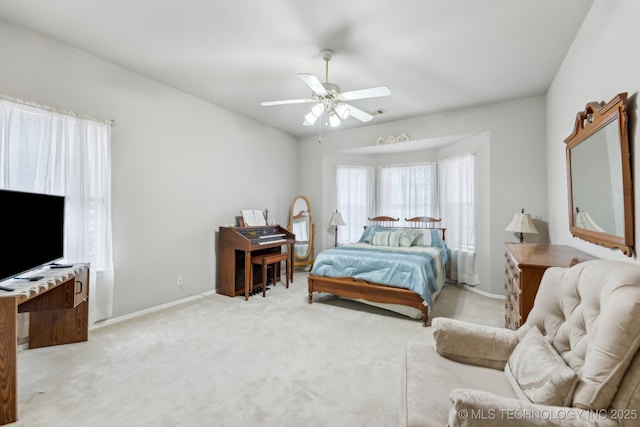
[{"x1": 307, "y1": 274, "x2": 429, "y2": 326}]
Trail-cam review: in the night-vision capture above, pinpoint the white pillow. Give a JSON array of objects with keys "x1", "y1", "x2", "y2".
[
  {"x1": 504, "y1": 326, "x2": 579, "y2": 407},
  {"x1": 398, "y1": 229, "x2": 418, "y2": 247},
  {"x1": 412, "y1": 229, "x2": 434, "y2": 246}
]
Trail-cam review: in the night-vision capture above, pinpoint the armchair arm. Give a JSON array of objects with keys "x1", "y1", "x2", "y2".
[
  {"x1": 432, "y1": 317, "x2": 518, "y2": 370},
  {"x1": 448, "y1": 389, "x2": 617, "y2": 427}
]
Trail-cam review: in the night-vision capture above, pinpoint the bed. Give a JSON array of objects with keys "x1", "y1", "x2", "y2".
[{"x1": 307, "y1": 216, "x2": 448, "y2": 326}]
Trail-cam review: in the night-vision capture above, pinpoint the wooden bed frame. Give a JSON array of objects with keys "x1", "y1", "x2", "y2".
[
  {"x1": 307, "y1": 216, "x2": 447, "y2": 326},
  {"x1": 308, "y1": 275, "x2": 430, "y2": 325}
]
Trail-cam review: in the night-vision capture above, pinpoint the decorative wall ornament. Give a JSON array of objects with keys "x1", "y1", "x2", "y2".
[{"x1": 376, "y1": 133, "x2": 410, "y2": 145}]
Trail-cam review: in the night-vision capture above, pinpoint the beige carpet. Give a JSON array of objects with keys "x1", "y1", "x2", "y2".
[{"x1": 15, "y1": 272, "x2": 503, "y2": 427}]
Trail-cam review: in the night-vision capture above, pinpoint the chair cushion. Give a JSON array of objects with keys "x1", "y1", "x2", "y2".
[
  {"x1": 433, "y1": 317, "x2": 517, "y2": 370},
  {"x1": 505, "y1": 326, "x2": 578, "y2": 406}
]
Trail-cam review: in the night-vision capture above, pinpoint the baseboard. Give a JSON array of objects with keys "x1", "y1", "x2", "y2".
[
  {"x1": 462, "y1": 284, "x2": 504, "y2": 300},
  {"x1": 90, "y1": 289, "x2": 217, "y2": 331}
]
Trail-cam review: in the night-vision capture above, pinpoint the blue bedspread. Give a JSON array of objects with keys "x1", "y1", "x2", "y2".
[{"x1": 310, "y1": 244, "x2": 445, "y2": 310}]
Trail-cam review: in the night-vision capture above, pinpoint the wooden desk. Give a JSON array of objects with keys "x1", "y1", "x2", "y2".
[{"x1": 0, "y1": 264, "x2": 89, "y2": 425}]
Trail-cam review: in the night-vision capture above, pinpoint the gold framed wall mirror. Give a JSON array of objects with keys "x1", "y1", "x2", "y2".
[
  {"x1": 288, "y1": 195, "x2": 315, "y2": 268},
  {"x1": 564, "y1": 92, "x2": 634, "y2": 256}
]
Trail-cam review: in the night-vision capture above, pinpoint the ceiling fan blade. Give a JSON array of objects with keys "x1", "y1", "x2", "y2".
[
  {"x1": 345, "y1": 104, "x2": 373, "y2": 123},
  {"x1": 298, "y1": 73, "x2": 327, "y2": 95},
  {"x1": 341, "y1": 86, "x2": 391, "y2": 101},
  {"x1": 261, "y1": 98, "x2": 315, "y2": 106}
]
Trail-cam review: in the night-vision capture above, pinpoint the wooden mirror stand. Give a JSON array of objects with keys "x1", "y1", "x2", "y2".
[{"x1": 288, "y1": 195, "x2": 315, "y2": 268}]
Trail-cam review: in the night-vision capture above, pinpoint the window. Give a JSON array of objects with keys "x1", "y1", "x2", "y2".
[
  {"x1": 0, "y1": 97, "x2": 114, "y2": 323},
  {"x1": 439, "y1": 155, "x2": 478, "y2": 284},
  {"x1": 336, "y1": 154, "x2": 478, "y2": 285},
  {"x1": 336, "y1": 166, "x2": 374, "y2": 244},
  {"x1": 377, "y1": 163, "x2": 437, "y2": 225}
]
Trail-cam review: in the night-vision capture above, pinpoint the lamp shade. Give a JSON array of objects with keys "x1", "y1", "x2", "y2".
[
  {"x1": 329, "y1": 211, "x2": 346, "y2": 226},
  {"x1": 505, "y1": 213, "x2": 538, "y2": 234},
  {"x1": 505, "y1": 209, "x2": 538, "y2": 243}
]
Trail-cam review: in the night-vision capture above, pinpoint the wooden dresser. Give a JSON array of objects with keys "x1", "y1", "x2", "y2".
[{"x1": 504, "y1": 243, "x2": 597, "y2": 330}]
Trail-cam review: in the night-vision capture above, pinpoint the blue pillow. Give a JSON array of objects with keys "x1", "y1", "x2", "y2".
[{"x1": 359, "y1": 225, "x2": 387, "y2": 243}]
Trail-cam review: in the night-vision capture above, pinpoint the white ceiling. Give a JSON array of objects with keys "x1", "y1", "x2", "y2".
[{"x1": 0, "y1": 0, "x2": 594, "y2": 138}]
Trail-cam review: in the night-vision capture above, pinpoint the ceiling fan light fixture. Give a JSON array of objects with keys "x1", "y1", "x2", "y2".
[
  {"x1": 304, "y1": 111, "x2": 319, "y2": 126},
  {"x1": 328, "y1": 111, "x2": 341, "y2": 127},
  {"x1": 335, "y1": 103, "x2": 350, "y2": 120},
  {"x1": 311, "y1": 103, "x2": 323, "y2": 117},
  {"x1": 260, "y1": 48, "x2": 391, "y2": 131}
]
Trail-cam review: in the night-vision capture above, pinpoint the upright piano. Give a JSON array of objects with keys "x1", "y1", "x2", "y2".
[{"x1": 217, "y1": 225, "x2": 295, "y2": 299}]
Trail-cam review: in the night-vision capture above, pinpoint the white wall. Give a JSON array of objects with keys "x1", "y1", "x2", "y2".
[
  {"x1": 0, "y1": 19, "x2": 298, "y2": 318},
  {"x1": 547, "y1": 0, "x2": 640, "y2": 261},
  {"x1": 5, "y1": 0, "x2": 607, "y2": 314},
  {"x1": 299, "y1": 96, "x2": 548, "y2": 295}
]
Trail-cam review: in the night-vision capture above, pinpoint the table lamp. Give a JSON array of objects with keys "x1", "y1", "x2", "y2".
[
  {"x1": 328, "y1": 210, "x2": 346, "y2": 247},
  {"x1": 505, "y1": 208, "x2": 538, "y2": 243}
]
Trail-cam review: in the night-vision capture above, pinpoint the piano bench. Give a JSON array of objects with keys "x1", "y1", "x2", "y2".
[{"x1": 251, "y1": 252, "x2": 289, "y2": 297}]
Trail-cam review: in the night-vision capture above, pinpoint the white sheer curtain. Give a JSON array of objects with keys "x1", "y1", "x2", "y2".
[
  {"x1": 377, "y1": 163, "x2": 437, "y2": 226},
  {"x1": 0, "y1": 98, "x2": 114, "y2": 323},
  {"x1": 439, "y1": 154, "x2": 479, "y2": 285},
  {"x1": 336, "y1": 166, "x2": 375, "y2": 244}
]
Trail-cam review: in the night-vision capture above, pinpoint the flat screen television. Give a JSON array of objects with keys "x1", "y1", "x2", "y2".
[{"x1": 0, "y1": 189, "x2": 65, "y2": 282}]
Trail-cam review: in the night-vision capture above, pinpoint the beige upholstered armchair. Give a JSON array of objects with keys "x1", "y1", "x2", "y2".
[{"x1": 402, "y1": 260, "x2": 640, "y2": 426}]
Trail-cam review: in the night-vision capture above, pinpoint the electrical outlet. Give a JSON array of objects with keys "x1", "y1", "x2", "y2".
[{"x1": 177, "y1": 276, "x2": 184, "y2": 287}]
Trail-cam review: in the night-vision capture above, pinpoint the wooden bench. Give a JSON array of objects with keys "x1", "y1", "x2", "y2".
[{"x1": 251, "y1": 252, "x2": 289, "y2": 297}]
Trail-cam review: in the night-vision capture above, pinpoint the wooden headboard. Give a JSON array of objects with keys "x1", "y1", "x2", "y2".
[
  {"x1": 365, "y1": 215, "x2": 446, "y2": 240},
  {"x1": 367, "y1": 216, "x2": 399, "y2": 227},
  {"x1": 406, "y1": 216, "x2": 446, "y2": 240}
]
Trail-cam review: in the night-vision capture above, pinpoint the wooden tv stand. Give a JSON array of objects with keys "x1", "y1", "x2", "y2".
[{"x1": 0, "y1": 264, "x2": 89, "y2": 425}]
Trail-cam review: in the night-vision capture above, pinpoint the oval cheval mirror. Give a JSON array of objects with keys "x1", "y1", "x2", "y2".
[
  {"x1": 288, "y1": 195, "x2": 315, "y2": 268},
  {"x1": 565, "y1": 92, "x2": 634, "y2": 256}
]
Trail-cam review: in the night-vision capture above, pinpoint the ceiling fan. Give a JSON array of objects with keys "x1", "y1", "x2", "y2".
[{"x1": 260, "y1": 49, "x2": 391, "y2": 128}]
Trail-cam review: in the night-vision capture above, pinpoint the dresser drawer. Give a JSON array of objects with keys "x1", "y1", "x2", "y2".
[
  {"x1": 504, "y1": 251, "x2": 522, "y2": 329},
  {"x1": 504, "y1": 280, "x2": 521, "y2": 329},
  {"x1": 506, "y1": 294, "x2": 520, "y2": 329}
]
